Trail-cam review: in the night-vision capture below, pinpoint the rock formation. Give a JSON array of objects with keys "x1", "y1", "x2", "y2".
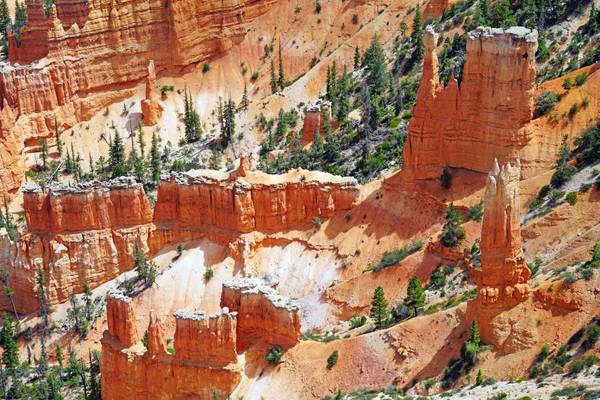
[
  {"x1": 0, "y1": 100, "x2": 23, "y2": 196},
  {"x1": 400, "y1": 27, "x2": 538, "y2": 183},
  {"x1": 0, "y1": 164, "x2": 357, "y2": 315},
  {"x1": 424, "y1": 0, "x2": 450, "y2": 18},
  {"x1": 0, "y1": 178, "x2": 152, "y2": 314},
  {"x1": 0, "y1": 0, "x2": 281, "y2": 196},
  {"x1": 140, "y1": 60, "x2": 163, "y2": 126},
  {"x1": 300, "y1": 100, "x2": 333, "y2": 145},
  {"x1": 101, "y1": 291, "x2": 242, "y2": 400},
  {"x1": 221, "y1": 278, "x2": 301, "y2": 351},
  {"x1": 472, "y1": 159, "x2": 533, "y2": 351},
  {"x1": 102, "y1": 281, "x2": 300, "y2": 399},
  {"x1": 152, "y1": 166, "x2": 359, "y2": 238}
]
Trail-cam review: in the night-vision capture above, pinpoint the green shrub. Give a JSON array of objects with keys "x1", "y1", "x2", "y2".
[
  {"x1": 534, "y1": 91, "x2": 560, "y2": 118},
  {"x1": 562, "y1": 77, "x2": 573, "y2": 90},
  {"x1": 566, "y1": 192, "x2": 578, "y2": 205},
  {"x1": 586, "y1": 325, "x2": 600, "y2": 346},
  {"x1": 266, "y1": 346, "x2": 283, "y2": 364},
  {"x1": 467, "y1": 202, "x2": 483, "y2": 222},
  {"x1": 568, "y1": 355, "x2": 598, "y2": 374},
  {"x1": 561, "y1": 271, "x2": 577, "y2": 284},
  {"x1": 352, "y1": 14, "x2": 358, "y2": 24},
  {"x1": 440, "y1": 204, "x2": 465, "y2": 248},
  {"x1": 204, "y1": 266, "x2": 214, "y2": 281},
  {"x1": 250, "y1": 71, "x2": 259, "y2": 82},
  {"x1": 160, "y1": 85, "x2": 174, "y2": 95},
  {"x1": 312, "y1": 217, "x2": 323, "y2": 229},
  {"x1": 326, "y1": 350, "x2": 339, "y2": 369},
  {"x1": 551, "y1": 165, "x2": 576, "y2": 188},
  {"x1": 202, "y1": 63, "x2": 210, "y2": 73},
  {"x1": 440, "y1": 167, "x2": 453, "y2": 189},
  {"x1": 349, "y1": 314, "x2": 367, "y2": 329},
  {"x1": 575, "y1": 73, "x2": 588, "y2": 86},
  {"x1": 537, "y1": 343, "x2": 550, "y2": 362},
  {"x1": 372, "y1": 240, "x2": 423, "y2": 271}
]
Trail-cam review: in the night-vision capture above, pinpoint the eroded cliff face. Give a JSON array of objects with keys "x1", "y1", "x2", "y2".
[
  {"x1": 152, "y1": 166, "x2": 359, "y2": 247},
  {"x1": 400, "y1": 27, "x2": 538, "y2": 183},
  {"x1": 140, "y1": 60, "x2": 163, "y2": 126},
  {"x1": 102, "y1": 280, "x2": 300, "y2": 399},
  {"x1": 101, "y1": 292, "x2": 242, "y2": 400},
  {"x1": 0, "y1": 178, "x2": 152, "y2": 314},
  {"x1": 221, "y1": 278, "x2": 301, "y2": 351},
  {"x1": 0, "y1": 0, "x2": 280, "y2": 195},
  {"x1": 472, "y1": 160, "x2": 533, "y2": 352}
]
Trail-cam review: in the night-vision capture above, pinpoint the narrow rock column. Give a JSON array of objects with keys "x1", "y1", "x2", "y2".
[{"x1": 106, "y1": 290, "x2": 139, "y2": 348}]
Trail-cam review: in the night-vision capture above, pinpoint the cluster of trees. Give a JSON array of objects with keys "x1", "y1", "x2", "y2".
[
  {"x1": 369, "y1": 276, "x2": 426, "y2": 330},
  {"x1": 67, "y1": 282, "x2": 102, "y2": 338},
  {"x1": 0, "y1": 0, "x2": 27, "y2": 57},
  {"x1": 217, "y1": 97, "x2": 236, "y2": 147},
  {"x1": 440, "y1": 204, "x2": 466, "y2": 248},
  {"x1": 0, "y1": 267, "x2": 101, "y2": 399},
  {"x1": 183, "y1": 91, "x2": 202, "y2": 144}
]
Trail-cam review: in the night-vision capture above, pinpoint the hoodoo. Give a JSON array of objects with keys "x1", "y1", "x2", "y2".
[{"x1": 400, "y1": 26, "x2": 538, "y2": 182}]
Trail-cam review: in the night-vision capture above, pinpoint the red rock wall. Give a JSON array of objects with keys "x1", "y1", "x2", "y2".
[
  {"x1": 22, "y1": 178, "x2": 153, "y2": 233},
  {"x1": 0, "y1": 179, "x2": 152, "y2": 314},
  {"x1": 401, "y1": 27, "x2": 538, "y2": 182},
  {"x1": 221, "y1": 279, "x2": 301, "y2": 351},
  {"x1": 153, "y1": 168, "x2": 359, "y2": 236},
  {"x1": 101, "y1": 293, "x2": 242, "y2": 400}
]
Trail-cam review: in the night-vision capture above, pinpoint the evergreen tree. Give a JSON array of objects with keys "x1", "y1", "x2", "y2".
[
  {"x1": 109, "y1": 131, "x2": 127, "y2": 177},
  {"x1": 241, "y1": 83, "x2": 249, "y2": 109},
  {"x1": 440, "y1": 203, "x2": 465, "y2": 247},
  {"x1": 89, "y1": 350, "x2": 101, "y2": 400},
  {"x1": 14, "y1": 1, "x2": 28, "y2": 33},
  {"x1": 137, "y1": 125, "x2": 146, "y2": 160},
  {"x1": 323, "y1": 119, "x2": 340, "y2": 164},
  {"x1": 275, "y1": 108, "x2": 288, "y2": 140},
  {"x1": 0, "y1": 0, "x2": 9, "y2": 36},
  {"x1": 184, "y1": 90, "x2": 202, "y2": 143},
  {"x1": 353, "y1": 46, "x2": 361, "y2": 70},
  {"x1": 469, "y1": 320, "x2": 481, "y2": 348},
  {"x1": 411, "y1": 4, "x2": 424, "y2": 62},
  {"x1": 336, "y1": 71, "x2": 350, "y2": 123},
  {"x1": 150, "y1": 131, "x2": 161, "y2": 183},
  {"x1": 278, "y1": 39, "x2": 285, "y2": 89},
  {"x1": 404, "y1": 276, "x2": 425, "y2": 316},
  {"x1": 474, "y1": 0, "x2": 491, "y2": 26},
  {"x1": 54, "y1": 115, "x2": 62, "y2": 155},
  {"x1": 222, "y1": 98, "x2": 236, "y2": 147},
  {"x1": 0, "y1": 314, "x2": 18, "y2": 371},
  {"x1": 310, "y1": 129, "x2": 324, "y2": 168},
  {"x1": 40, "y1": 139, "x2": 48, "y2": 171},
  {"x1": 363, "y1": 36, "x2": 387, "y2": 96},
  {"x1": 491, "y1": 0, "x2": 516, "y2": 28},
  {"x1": 370, "y1": 286, "x2": 389, "y2": 329},
  {"x1": 36, "y1": 268, "x2": 50, "y2": 375},
  {"x1": 270, "y1": 59, "x2": 278, "y2": 94}
]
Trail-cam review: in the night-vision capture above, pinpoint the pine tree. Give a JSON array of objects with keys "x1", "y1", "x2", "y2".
[
  {"x1": 310, "y1": 129, "x2": 324, "y2": 168},
  {"x1": 0, "y1": 0, "x2": 9, "y2": 36},
  {"x1": 370, "y1": 286, "x2": 389, "y2": 329},
  {"x1": 469, "y1": 320, "x2": 481, "y2": 347},
  {"x1": 491, "y1": 0, "x2": 516, "y2": 28},
  {"x1": 270, "y1": 59, "x2": 278, "y2": 94},
  {"x1": 0, "y1": 314, "x2": 18, "y2": 370},
  {"x1": 184, "y1": 90, "x2": 202, "y2": 143},
  {"x1": 54, "y1": 115, "x2": 62, "y2": 155},
  {"x1": 37, "y1": 268, "x2": 50, "y2": 375},
  {"x1": 40, "y1": 139, "x2": 48, "y2": 171},
  {"x1": 241, "y1": 83, "x2": 249, "y2": 109},
  {"x1": 474, "y1": 0, "x2": 491, "y2": 26},
  {"x1": 14, "y1": 1, "x2": 27, "y2": 33},
  {"x1": 364, "y1": 36, "x2": 387, "y2": 96},
  {"x1": 89, "y1": 350, "x2": 101, "y2": 400},
  {"x1": 150, "y1": 131, "x2": 161, "y2": 183},
  {"x1": 109, "y1": 131, "x2": 127, "y2": 177},
  {"x1": 353, "y1": 46, "x2": 361, "y2": 70},
  {"x1": 278, "y1": 39, "x2": 285, "y2": 89},
  {"x1": 222, "y1": 98, "x2": 236, "y2": 147},
  {"x1": 336, "y1": 71, "x2": 350, "y2": 123},
  {"x1": 476, "y1": 369, "x2": 483, "y2": 385},
  {"x1": 404, "y1": 276, "x2": 425, "y2": 316},
  {"x1": 440, "y1": 203, "x2": 465, "y2": 247},
  {"x1": 137, "y1": 124, "x2": 146, "y2": 160},
  {"x1": 323, "y1": 119, "x2": 340, "y2": 164},
  {"x1": 411, "y1": 4, "x2": 424, "y2": 62}
]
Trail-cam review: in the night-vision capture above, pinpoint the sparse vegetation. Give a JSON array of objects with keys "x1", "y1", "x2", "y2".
[
  {"x1": 440, "y1": 204, "x2": 465, "y2": 247},
  {"x1": 326, "y1": 350, "x2": 339, "y2": 369}
]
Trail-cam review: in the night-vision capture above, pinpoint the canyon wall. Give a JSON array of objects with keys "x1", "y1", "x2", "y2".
[
  {"x1": 101, "y1": 292, "x2": 242, "y2": 400},
  {"x1": 152, "y1": 166, "x2": 359, "y2": 241},
  {"x1": 102, "y1": 281, "x2": 301, "y2": 399},
  {"x1": 0, "y1": 0, "x2": 281, "y2": 195},
  {"x1": 221, "y1": 278, "x2": 301, "y2": 351},
  {"x1": 400, "y1": 26, "x2": 538, "y2": 183},
  {"x1": 2, "y1": 165, "x2": 358, "y2": 314},
  {"x1": 0, "y1": 178, "x2": 152, "y2": 314},
  {"x1": 472, "y1": 159, "x2": 533, "y2": 352}
]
